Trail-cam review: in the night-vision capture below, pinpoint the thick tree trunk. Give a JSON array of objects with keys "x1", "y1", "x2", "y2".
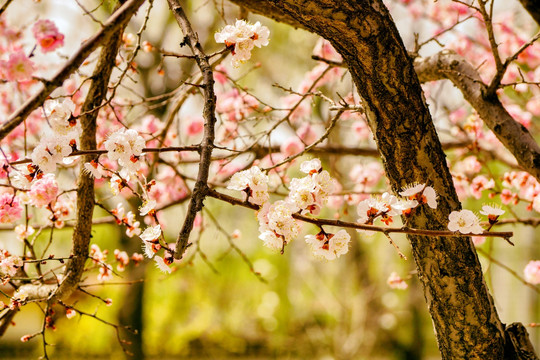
[{"x1": 226, "y1": 0, "x2": 537, "y2": 359}]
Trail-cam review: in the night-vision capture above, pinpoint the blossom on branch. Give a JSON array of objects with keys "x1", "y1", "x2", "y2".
[
  {"x1": 399, "y1": 183, "x2": 438, "y2": 209},
  {"x1": 447, "y1": 209, "x2": 483, "y2": 234},
  {"x1": 227, "y1": 166, "x2": 269, "y2": 205},
  {"x1": 215, "y1": 20, "x2": 270, "y2": 67},
  {"x1": 305, "y1": 229, "x2": 350, "y2": 260}
]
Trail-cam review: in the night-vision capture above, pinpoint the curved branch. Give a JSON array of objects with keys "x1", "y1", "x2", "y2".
[{"x1": 414, "y1": 50, "x2": 540, "y2": 182}]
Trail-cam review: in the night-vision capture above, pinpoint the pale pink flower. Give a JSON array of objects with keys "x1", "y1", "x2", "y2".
[
  {"x1": 524, "y1": 260, "x2": 540, "y2": 284},
  {"x1": 3, "y1": 51, "x2": 34, "y2": 82},
  {"x1": 32, "y1": 20, "x2": 64, "y2": 53},
  {"x1": 0, "y1": 193, "x2": 22, "y2": 223},
  {"x1": 114, "y1": 249, "x2": 129, "y2": 272},
  {"x1": 280, "y1": 137, "x2": 304, "y2": 157},
  {"x1": 300, "y1": 158, "x2": 322, "y2": 175},
  {"x1": 387, "y1": 272, "x2": 408, "y2": 290},
  {"x1": 470, "y1": 176, "x2": 495, "y2": 199},
  {"x1": 140, "y1": 225, "x2": 161, "y2": 242},
  {"x1": 29, "y1": 174, "x2": 58, "y2": 207},
  {"x1": 305, "y1": 229, "x2": 350, "y2": 260},
  {"x1": 296, "y1": 122, "x2": 319, "y2": 145},
  {"x1": 139, "y1": 199, "x2": 156, "y2": 216},
  {"x1": 83, "y1": 160, "x2": 106, "y2": 179},
  {"x1": 448, "y1": 209, "x2": 483, "y2": 234},
  {"x1": 480, "y1": 205, "x2": 505, "y2": 223},
  {"x1": 186, "y1": 117, "x2": 204, "y2": 136},
  {"x1": 43, "y1": 99, "x2": 77, "y2": 136},
  {"x1": 14, "y1": 224, "x2": 35, "y2": 241}
]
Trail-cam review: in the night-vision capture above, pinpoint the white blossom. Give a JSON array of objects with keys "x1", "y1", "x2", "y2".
[
  {"x1": 399, "y1": 183, "x2": 437, "y2": 209},
  {"x1": 300, "y1": 158, "x2": 322, "y2": 174},
  {"x1": 140, "y1": 225, "x2": 161, "y2": 242},
  {"x1": 447, "y1": 209, "x2": 483, "y2": 234},
  {"x1": 227, "y1": 166, "x2": 269, "y2": 205},
  {"x1": 215, "y1": 20, "x2": 270, "y2": 67},
  {"x1": 44, "y1": 98, "x2": 77, "y2": 135},
  {"x1": 305, "y1": 229, "x2": 350, "y2": 260},
  {"x1": 154, "y1": 255, "x2": 172, "y2": 274}
]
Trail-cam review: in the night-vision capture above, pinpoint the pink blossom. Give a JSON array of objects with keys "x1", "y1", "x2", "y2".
[
  {"x1": 524, "y1": 260, "x2": 540, "y2": 285},
  {"x1": 29, "y1": 174, "x2": 58, "y2": 207},
  {"x1": 296, "y1": 123, "x2": 318, "y2": 145},
  {"x1": 32, "y1": 20, "x2": 64, "y2": 53},
  {"x1": 280, "y1": 137, "x2": 304, "y2": 157},
  {"x1": 186, "y1": 117, "x2": 204, "y2": 136},
  {"x1": 213, "y1": 64, "x2": 228, "y2": 84},
  {"x1": 352, "y1": 120, "x2": 370, "y2": 141},
  {"x1": 0, "y1": 193, "x2": 22, "y2": 223},
  {"x1": 2, "y1": 51, "x2": 34, "y2": 82}
]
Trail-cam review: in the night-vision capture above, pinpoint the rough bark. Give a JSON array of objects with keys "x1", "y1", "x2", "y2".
[
  {"x1": 167, "y1": 0, "x2": 217, "y2": 259},
  {"x1": 55, "y1": 13, "x2": 130, "y2": 302},
  {"x1": 518, "y1": 0, "x2": 540, "y2": 25},
  {"x1": 226, "y1": 0, "x2": 535, "y2": 359}
]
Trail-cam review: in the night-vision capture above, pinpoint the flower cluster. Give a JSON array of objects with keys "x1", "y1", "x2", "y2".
[
  {"x1": 228, "y1": 166, "x2": 269, "y2": 205},
  {"x1": 0, "y1": 250, "x2": 23, "y2": 280},
  {"x1": 111, "y1": 203, "x2": 141, "y2": 237},
  {"x1": 215, "y1": 20, "x2": 270, "y2": 67},
  {"x1": 305, "y1": 229, "x2": 350, "y2": 261},
  {"x1": 227, "y1": 159, "x2": 351, "y2": 260},
  {"x1": 104, "y1": 128, "x2": 146, "y2": 177}
]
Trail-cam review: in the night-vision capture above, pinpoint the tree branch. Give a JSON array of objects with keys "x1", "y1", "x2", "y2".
[
  {"x1": 166, "y1": 0, "x2": 217, "y2": 260},
  {"x1": 414, "y1": 50, "x2": 540, "y2": 183}
]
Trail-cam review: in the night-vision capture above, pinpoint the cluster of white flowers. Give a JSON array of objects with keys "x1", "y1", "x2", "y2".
[
  {"x1": 258, "y1": 200, "x2": 299, "y2": 251},
  {"x1": 305, "y1": 229, "x2": 350, "y2": 261},
  {"x1": 104, "y1": 128, "x2": 146, "y2": 177},
  {"x1": 228, "y1": 166, "x2": 269, "y2": 205},
  {"x1": 111, "y1": 203, "x2": 141, "y2": 237},
  {"x1": 215, "y1": 20, "x2": 270, "y2": 67},
  {"x1": 227, "y1": 159, "x2": 351, "y2": 260},
  {"x1": 140, "y1": 224, "x2": 161, "y2": 259},
  {"x1": 31, "y1": 135, "x2": 75, "y2": 173},
  {"x1": 357, "y1": 185, "x2": 436, "y2": 227},
  {"x1": 139, "y1": 222, "x2": 174, "y2": 274},
  {"x1": 0, "y1": 250, "x2": 23, "y2": 279},
  {"x1": 289, "y1": 159, "x2": 333, "y2": 215},
  {"x1": 31, "y1": 99, "x2": 79, "y2": 174}
]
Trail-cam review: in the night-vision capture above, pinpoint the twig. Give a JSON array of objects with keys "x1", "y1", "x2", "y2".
[{"x1": 167, "y1": 0, "x2": 217, "y2": 260}]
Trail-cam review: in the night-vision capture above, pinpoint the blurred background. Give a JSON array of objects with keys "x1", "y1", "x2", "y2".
[{"x1": 0, "y1": 0, "x2": 539, "y2": 359}]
